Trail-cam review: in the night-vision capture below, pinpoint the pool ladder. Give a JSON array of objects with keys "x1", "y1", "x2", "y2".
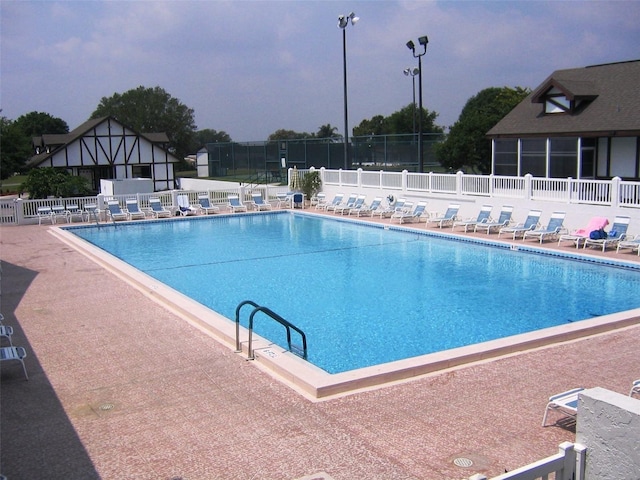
[{"x1": 234, "y1": 300, "x2": 308, "y2": 361}]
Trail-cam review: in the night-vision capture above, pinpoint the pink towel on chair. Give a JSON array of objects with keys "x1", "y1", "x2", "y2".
[{"x1": 573, "y1": 217, "x2": 609, "y2": 236}]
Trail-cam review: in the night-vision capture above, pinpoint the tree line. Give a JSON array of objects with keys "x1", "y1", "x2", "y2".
[{"x1": 1, "y1": 84, "x2": 529, "y2": 181}]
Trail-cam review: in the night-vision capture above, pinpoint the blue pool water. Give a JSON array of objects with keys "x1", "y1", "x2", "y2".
[{"x1": 70, "y1": 212, "x2": 640, "y2": 374}]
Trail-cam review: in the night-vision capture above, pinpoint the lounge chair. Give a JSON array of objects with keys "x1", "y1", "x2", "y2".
[
  {"x1": 227, "y1": 195, "x2": 248, "y2": 213},
  {"x1": 496, "y1": 209, "x2": 540, "y2": 239},
  {"x1": 425, "y1": 204, "x2": 460, "y2": 228},
  {"x1": 177, "y1": 194, "x2": 198, "y2": 216},
  {"x1": 312, "y1": 193, "x2": 326, "y2": 208},
  {"x1": 251, "y1": 193, "x2": 272, "y2": 211},
  {"x1": 0, "y1": 346, "x2": 28, "y2": 380},
  {"x1": 148, "y1": 198, "x2": 172, "y2": 218},
  {"x1": 320, "y1": 193, "x2": 344, "y2": 211},
  {"x1": 475, "y1": 205, "x2": 514, "y2": 235},
  {"x1": 331, "y1": 194, "x2": 357, "y2": 214},
  {"x1": 374, "y1": 198, "x2": 406, "y2": 219},
  {"x1": 542, "y1": 387, "x2": 584, "y2": 427},
  {"x1": 198, "y1": 194, "x2": 221, "y2": 214},
  {"x1": 83, "y1": 203, "x2": 99, "y2": 222},
  {"x1": 37, "y1": 206, "x2": 54, "y2": 225},
  {"x1": 350, "y1": 197, "x2": 383, "y2": 217},
  {"x1": 106, "y1": 200, "x2": 128, "y2": 221},
  {"x1": 558, "y1": 216, "x2": 610, "y2": 249},
  {"x1": 523, "y1": 212, "x2": 567, "y2": 243},
  {"x1": 630, "y1": 379, "x2": 640, "y2": 397},
  {"x1": 52, "y1": 205, "x2": 69, "y2": 224},
  {"x1": 452, "y1": 205, "x2": 493, "y2": 233},
  {"x1": 0, "y1": 324, "x2": 14, "y2": 346},
  {"x1": 336, "y1": 195, "x2": 365, "y2": 215},
  {"x1": 392, "y1": 202, "x2": 427, "y2": 224},
  {"x1": 584, "y1": 215, "x2": 630, "y2": 252},
  {"x1": 390, "y1": 201, "x2": 414, "y2": 222},
  {"x1": 65, "y1": 204, "x2": 84, "y2": 223},
  {"x1": 616, "y1": 234, "x2": 640, "y2": 256},
  {"x1": 125, "y1": 199, "x2": 147, "y2": 220},
  {"x1": 276, "y1": 192, "x2": 292, "y2": 209}
]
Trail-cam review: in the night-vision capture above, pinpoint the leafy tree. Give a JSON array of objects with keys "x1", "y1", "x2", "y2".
[
  {"x1": 315, "y1": 124, "x2": 341, "y2": 141},
  {"x1": 352, "y1": 105, "x2": 443, "y2": 136},
  {"x1": 190, "y1": 129, "x2": 232, "y2": 152},
  {"x1": 20, "y1": 167, "x2": 91, "y2": 199},
  {"x1": 436, "y1": 86, "x2": 530, "y2": 174},
  {"x1": 91, "y1": 86, "x2": 197, "y2": 159},
  {"x1": 268, "y1": 129, "x2": 313, "y2": 141},
  {"x1": 0, "y1": 112, "x2": 69, "y2": 179}
]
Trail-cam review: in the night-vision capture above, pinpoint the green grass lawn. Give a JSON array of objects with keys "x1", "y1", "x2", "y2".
[{"x1": 0, "y1": 175, "x2": 26, "y2": 195}]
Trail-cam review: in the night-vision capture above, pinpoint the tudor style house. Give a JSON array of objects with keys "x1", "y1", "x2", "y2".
[
  {"x1": 488, "y1": 60, "x2": 640, "y2": 181},
  {"x1": 28, "y1": 116, "x2": 179, "y2": 192}
]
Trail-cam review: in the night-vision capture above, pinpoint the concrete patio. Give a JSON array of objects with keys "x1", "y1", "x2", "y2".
[{"x1": 1, "y1": 222, "x2": 638, "y2": 479}]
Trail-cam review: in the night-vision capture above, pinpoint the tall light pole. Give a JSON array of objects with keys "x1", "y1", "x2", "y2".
[
  {"x1": 403, "y1": 67, "x2": 419, "y2": 135},
  {"x1": 338, "y1": 12, "x2": 359, "y2": 170},
  {"x1": 406, "y1": 35, "x2": 428, "y2": 173}
]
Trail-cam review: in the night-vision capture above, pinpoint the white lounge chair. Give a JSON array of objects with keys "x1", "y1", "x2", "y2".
[
  {"x1": 125, "y1": 199, "x2": 147, "y2": 220},
  {"x1": 198, "y1": 194, "x2": 221, "y2": 214},
  {"x1": 83, "y1": 203, "x2": 99, "y2": 222},
  {"x1": 392, "y1": 201, "x2": 427, "y2": 224},
  {"x1": 37, "y1": 206, "x2": 54, "y2": 225},
  {"x1": 336, "y1": 195, "x2": 365, "y2": 215},
  {"x1": 312, "y1": 193, "x2": 326, "y2": 208},
  {"x1": 616, "y1": 234, "x2": 640, "y2": 256},
  {"x1": 177, "y1": 194, "x2": 198, "y2": 216},
  {"x1": 630, "y1": 379, "x2": 640, "y2": 397},
  {"x1": 558, "y1": 216, "x2": 610, "y2": 249},
  {"x1": 148, "y1": 198, "x2": 172, "y2": 218},
  {"x1": 251, "y1": 193, "x2": 272, "y2": 211},
  {"x1": 332, "y1": 194, "x2": 357, "y2": 214},
  {"x1": 475, "y1": 205, "x2": 514, "y2": 235},
  {"x1": 350, "y1": 197, "x2": 383, "y2": 217},
  {"x1": 584, "y1": 215, "x2": 630, "y2": 252},
  {"x1": 106, "y1": 201, "x2": 128, "y2": 221},
  {"x1": 453, "y1": 205, "x2": 493, "y2": 233},
  {"x1": 0, "y1": 346, "x2": 28, "y2": 380},
  {"x1": 65, "y1": 204, "x2": 85, "y2": 223},
  {"x1": 51, "y1": 205, "x2": 69, "y2": 224},
  {"x1": 496, "y1": 209, "x2": 540, "y2": 239},
  {"x1": 374, "y1": 198, "x2": 406, "y2": 219},
  {"x1": 425, "y1": 204, "x2": 460, "y2": 228},
  {"x1": 523, "y1": 212, "x2": 567, "y2": 243},
  {"x1": 227, "y1": 195, "x2": 248, "y2": 213},
  {"x1": 542, "y1": 387, "x2": 584, "y2": 427},
  {"x1": 319, "y1": 193, "x2": 344, "y2": 211}
]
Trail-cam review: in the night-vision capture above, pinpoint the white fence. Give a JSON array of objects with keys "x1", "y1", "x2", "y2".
[
  {"x1": 468, "y1": 442, "x2": 586, "y2": 480},
  {"x1": 309, "y1": 168, "x2": 640, "y2": 209}
]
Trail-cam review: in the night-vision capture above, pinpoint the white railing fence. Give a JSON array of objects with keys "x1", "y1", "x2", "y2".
[
  {"x1": 299, "y1": 168, "x2": 640, "y2": 209},
  {"x1": 467, "y1": 442, "x2": 586, "y2": 480}
]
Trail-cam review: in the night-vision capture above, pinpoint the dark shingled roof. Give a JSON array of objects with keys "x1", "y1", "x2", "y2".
[{"x1": 488, "y1": 60, "x2": 640, "y2": 138}]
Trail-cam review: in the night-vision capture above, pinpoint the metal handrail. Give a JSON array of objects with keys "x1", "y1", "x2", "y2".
[
  {"x1": 246, "y1": 306, "x2": 308, "y2": 361},
  {"x1": 234, "y1": 300, "x2": 261, "y2": 352}
]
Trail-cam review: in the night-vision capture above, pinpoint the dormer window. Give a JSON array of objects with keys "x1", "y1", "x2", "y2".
[
  {"x1": 532, "y1": 78, "x2": 597, "y2": 115},
  {"x1": 544, "y1": 87, "x2": 571, "y2": 114}
]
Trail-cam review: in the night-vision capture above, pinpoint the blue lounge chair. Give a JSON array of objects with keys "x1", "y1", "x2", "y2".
[
  {"x1": 336, "y1": 195, "x2": 365, "y2": 215},
  {"x1": 375, "y1": 198, "x2": 406, "y2": 218},
  {"x1": 584, "y1": 216, "x2": 630, "y2": 252},
  {"x1": 0, "y1": 346, "x2": 28, "y2": 380},
  {"x1": 125, "y1": 199, "x2": 147, "y2": 220},
  {"x1": 542, "y1": 388, "x2": 584, "y2": 427},
  {"x1": 616, "y1": 234, "x2": 640, "y2": 256},
  {"x1": 227, "y1": 194, "x2": 248, "y2": 213},
  {"x1": 425, "y1": 203, "x2": 460, "y2": 228},
  {"x1": 350, "y1": 197, "x2": 383, "y2": 217},
  {"x1": 148, "y1": 198, "x2": 172, "y2": 218},
  {"x1": 331, "y1": 194, "x2": 357, "y2": 214},
  {"x1": 320, "y1": 193, "x2": 344, "y2": 211},
  {"x1": 106, "y1": 200, "x2": 128, "y2": 221},
  {"x1": 251, "y1": 193, "x2": 272, "y2": 211},
  {"x1": 198, "y1": 194, "x2": 220, "y2": 214},
  {"x1": 453, "y1": 205, "x2": 493, "y2": 233},
  {"x1": 392, "y1": 201, "x2": 428, "y2": 224},
  {"x1": 523, "y1": 211, "x2": 567, "y2": 243},
  {"x1": 496, "y1": 209, "x2": 540, "y2": 239},
  {"x1": 473, "y1": 205, "x2": 514, "y2": 235}
]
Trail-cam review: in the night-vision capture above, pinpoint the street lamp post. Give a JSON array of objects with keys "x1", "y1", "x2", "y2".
[
  {"x1": 338, "y1": 12, "x2": 359, "y2": 170},
  {"x1": 406, "y1": 36, "x2": 428, "y2": 173},
  {"x1": 403, "y1": 67, "x2": 419, "y2": 136}
]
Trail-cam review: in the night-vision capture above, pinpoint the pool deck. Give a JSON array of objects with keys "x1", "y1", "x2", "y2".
[{"x1": 1, "y1": 218, "x2": 639, "y2": 479}]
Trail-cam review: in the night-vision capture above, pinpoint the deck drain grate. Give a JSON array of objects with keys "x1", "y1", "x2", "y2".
[
  {"x1": 99, "y1": 403, "x2": 114, "y2": 411},
  {"x1": 453, "y1": 457, "x2": 474, "y2": 468}
]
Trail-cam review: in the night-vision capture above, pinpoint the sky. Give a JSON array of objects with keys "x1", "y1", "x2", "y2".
[{"x1": 1, "y1": 1, "x2": 639, "y2": 142}]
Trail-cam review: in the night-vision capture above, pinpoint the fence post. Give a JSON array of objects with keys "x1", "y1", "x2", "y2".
[
  {"x1": 489, "y1": 174, "x2": 495, "y2": 197},
  {"x1": 402, "y1": 170, "x2": 408, "y2": 193},
  {"x1": 558, "y1": 441, "x2": 576, "y2": 480},
  {"x1": 574, "y1": 443, "x2": 586, "y2": 480},
  {"x1": 524, "y1": 173, "x2": 533, "y2": 201},
  {"x1": 611, "y1": 176, "x2": 621, "y2": 208},
  {"x1": 15, "y1": 198, "x2": 24, "y2": 225},
  {"x1": 567, "y1": 177, "x2": 574, "y2": 203},
  {"x1": 357, "y1": 168, "x2": 363, "y2": 189},
  {"x1": 456, "y1": 170, "x2": 464, "y2": 196}
]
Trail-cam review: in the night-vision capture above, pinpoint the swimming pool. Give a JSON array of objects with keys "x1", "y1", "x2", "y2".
[{"x1": 67, "y1": 212, "x2": 640, "y2": 376}]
